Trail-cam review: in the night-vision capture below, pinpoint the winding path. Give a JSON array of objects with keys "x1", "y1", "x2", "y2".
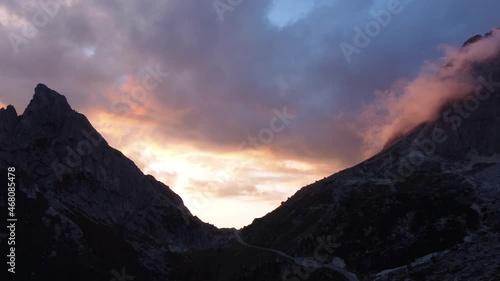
[{"x1": 233, "y1": 231, "x2": 359, "y2": 281}]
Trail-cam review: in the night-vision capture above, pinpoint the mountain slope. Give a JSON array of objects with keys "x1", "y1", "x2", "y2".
[
  {"x1": 1, "y1": 31, "x2": 499, "y2": 281},
  {"x1": 0, "y1": 84, "x2": 218, "y2": 280},
  {"x1": 242, "y1": 32, "x2": 500, "y2": 280}
]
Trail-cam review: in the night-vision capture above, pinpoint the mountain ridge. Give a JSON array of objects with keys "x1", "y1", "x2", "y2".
[
  {"x1": 240, "y1": 31, "x2": 500, "y2": 280},
  {"x1": 0, "y1": 84, "x2": 222, "y2": 280},
  {"x1": 1, "y1": 31, "x2": 500, "y2": 280}
]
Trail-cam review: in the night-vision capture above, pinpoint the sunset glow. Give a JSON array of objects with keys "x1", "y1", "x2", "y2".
[{"x1": 1, "y1": 0, "x2": 499, "y2": 228}]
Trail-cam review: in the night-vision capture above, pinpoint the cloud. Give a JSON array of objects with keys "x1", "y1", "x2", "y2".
[
  {"x1": 0, "y1": 0, "x2": 499, "y2": 227},
  {"x1": 185, "y1": 178, "x2": 282, "y2": 200},
  {"x1": 358, "y1": 29, "x2": 500, "y2": 157}
]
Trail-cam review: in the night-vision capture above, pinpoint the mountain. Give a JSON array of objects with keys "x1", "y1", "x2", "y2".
[
  {"x1": 1, "y1": 31, "x2": 500, "y2": 281},
  {"x1": 241, "y1": 32, "x2": 500, "y2": 280},
  {"x1": 0, "y1": 84, "x2": 222, "y2": 280}
]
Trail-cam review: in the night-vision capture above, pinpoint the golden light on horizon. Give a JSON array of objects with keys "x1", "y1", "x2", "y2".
[{"x1": 87, "y1": 108, "x2": 333, "y2": 228}]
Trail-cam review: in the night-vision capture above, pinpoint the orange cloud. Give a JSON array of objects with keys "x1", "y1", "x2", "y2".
[
  {"x1": 84, "y1": 105, "x2": 333, "y2": 228},
  {"x1": 359, "y1": 29, "x2": 500, "y2": 157}
]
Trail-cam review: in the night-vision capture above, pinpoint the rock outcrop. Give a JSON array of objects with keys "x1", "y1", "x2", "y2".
[{"x1": 0, "y1": 84, "x2": 217, "y2": 280}]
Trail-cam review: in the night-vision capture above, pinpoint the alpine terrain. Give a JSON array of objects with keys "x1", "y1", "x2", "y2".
[{"x1": 1, "y1": 31, "x2": 500, "y2": 281}]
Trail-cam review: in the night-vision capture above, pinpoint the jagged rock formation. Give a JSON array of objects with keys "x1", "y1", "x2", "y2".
[{"x1": 0, "y1": 84, "x2": 218, "y2": 280}]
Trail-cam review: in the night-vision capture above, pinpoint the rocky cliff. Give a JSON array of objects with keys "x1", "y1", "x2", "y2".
[{"x1": 0, "y1": 84, "x2": 218, "y2": 280}]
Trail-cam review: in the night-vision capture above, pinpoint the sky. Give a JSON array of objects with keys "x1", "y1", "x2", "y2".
[{"x1": 0, "y1": 0, "x2": 499, "y2": 228}]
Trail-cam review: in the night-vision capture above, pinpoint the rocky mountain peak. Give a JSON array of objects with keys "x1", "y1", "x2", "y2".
[
  {"x1": 9, "y1": 84, "x2": 81, "y2": 145},
  {"x1": 0, "y1": 84, "x2": 220, "y2": 279},
  {"x1": 462, "y1": 27, "x2": 500, "y2": 47},
  {"x1": 24, "y1": 83, "x2": 73, "y2": 118},
  {"x1": 35, "y1": 82, "x2": 51, "y2": 94},
  {"x1": 0, "y1": 105, "x2": 19, "y2": 144},
  {"x1": 462, "y1": 34, "x2": 484, "y2": 47}
]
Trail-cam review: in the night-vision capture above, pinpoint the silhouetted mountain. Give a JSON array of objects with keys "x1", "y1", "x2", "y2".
[
  {"x1": 1, "y1": 31, "x2": 500, "y2": 281},
  {"x1": 0, "y1": 84, "x2": 220, "y2": 280}
]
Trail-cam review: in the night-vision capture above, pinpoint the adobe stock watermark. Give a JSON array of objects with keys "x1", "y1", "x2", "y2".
[
  {"x1": 110, "y1": 64, "x2": 169, "y2": 118},
  {"x1": 181, "y1": 106, "x2": 297, "y2": 225},
  {"x1": 51, "y1": 128, "x2": 104, "y2": 182},
  {"x1": 206, "y1": 106, "x2": 297, "y2": 181},
  {"x1": 213, "y1": 0, "x2": 246, "y2": 21},
  {"x1": 384, "y1": 73, "x2": 500, "y2": 191},
  {"x1": 240, "y1": 106, "x2": 297, "y2": 149},
  {"x1": 340, "y1": 0, "x2": 412, "y2": 64},
  {"x1": 8, "y1": 0, "x2": 81, "y2": 54},
  {"x1": 51, "y1": 65, "x2": 169, "y2": 182},
  {"x1": 180, "y1": 187, "x2": 212, "y2": 225}
]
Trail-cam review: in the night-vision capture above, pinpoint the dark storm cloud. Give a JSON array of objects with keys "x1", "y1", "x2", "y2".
[{"x1": 0, "y1": 0, "x2": 499, "y2": 168}]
